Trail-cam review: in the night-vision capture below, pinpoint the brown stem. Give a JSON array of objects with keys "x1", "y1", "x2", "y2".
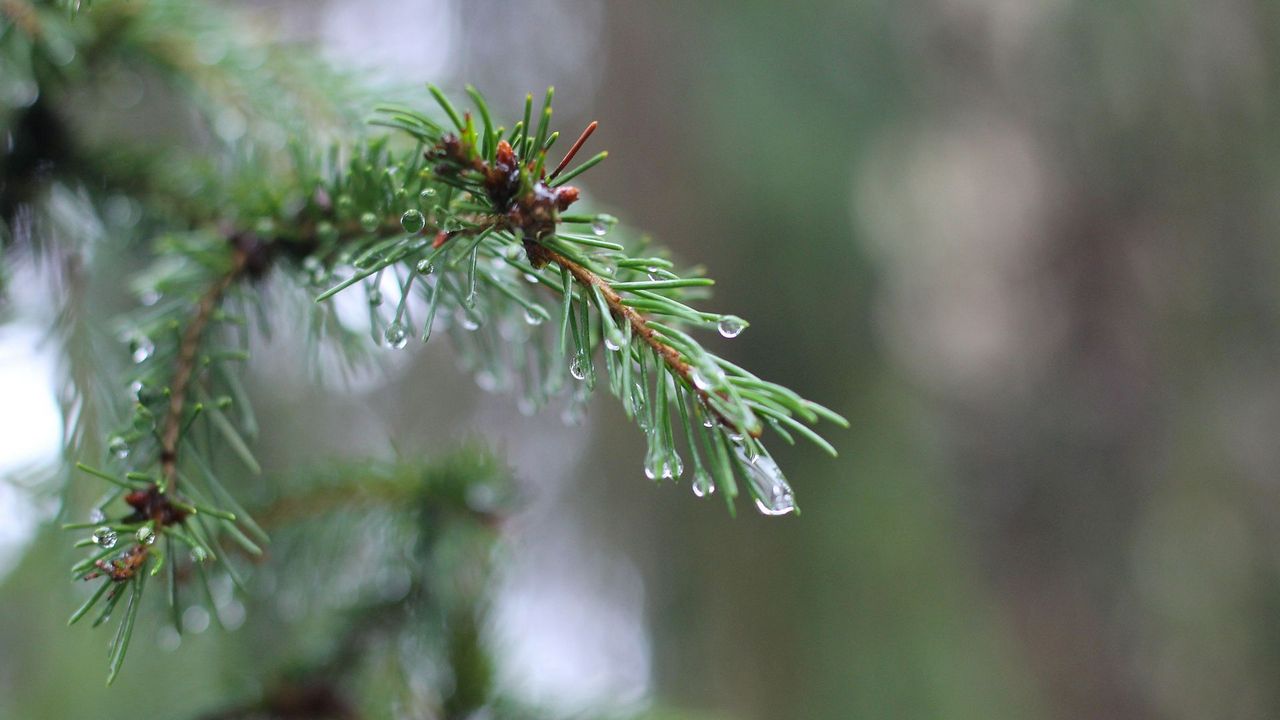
[
  {"x1": 159, "y1": 249, "x2": 248, "y2": 489},
  {"x1": 529, "y1": 243, "x2": 757, "y2": 437}
]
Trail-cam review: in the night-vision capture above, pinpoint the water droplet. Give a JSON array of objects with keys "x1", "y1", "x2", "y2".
[
  {"x1": 420, "y1": 187, "x2": 437, "y2": 199},
  {"x1": 591, "y1": 214, "x2": 615, "y2": 236},
  {"x1": 691, "y1": 469, "x2": 716, "y2": 498},
  {"x1": 384, "y1": 322, "x2": 409, "y2": 349},
  {"x1": 734, "y1": 448, "x2": 796, "y2": 516},
  {"x1": 360, "y1": 212, "x2": 380, "y2": 233},
  {"x1": 459, "y1": 312, "x2": 481, "y2": 331},
  {"x1": 690, "y1": 362, "x2": 725, "y2": 391},
  {"x1": 717, "y1": 315, "x2": 747, "y2": 338},
  {"x1": 108, "y1": 436, "x2": 129, "y2": 459},
  {"x1": 92, "y1": 527, "x2": 118, "y2": 548},
  {"x1": 702, "y1": 415, "x2": 714, "y2": 428},
  {"x1": 129, "y1": 335, "x2": 154, "y2": 364},
  {"x1": 400, "y1": 209, "x2": 426, "y2": 233},
  {"x1": 317, "y1": 221, "x2": 338, "y2": 243},
  {"x1": 336, "y1": 195, "x2": 354, "y2": 215},
  {"x1": 367, "y1": 288, "x2": 383, "y2": 306},
  {"x1": 569, "y1": 355, "x2": 588, "y2": 380},
  {"x1": 643, "y1": 445, "x2": 663, "y2": 480},
  {"x1": 190, "y1": 546, "x2": 209, "y2": 563},
  {"x1": 524, "y1": 308, "x2": 545, "y2": 325},
  {"x1": 505, "y1": 245, "x2": 523, "y2": 260},
  {"x1": 523, "y1": 272, "x2": 540, "y2": 284},
  {"x1": 416, "y1": 258, "x2": 435, "y2": 274},
  {"x1": 663, "y1": 453, "x2": 684, "y2": 479},
  {"x1": 89, "y1": 508, "x2": 106, "y2": 523},
  {"x1": 604, "y1": 335, "x2": 623, "y2": 352},
  {"x1": 136, "y1": 526, "x2": 156, "y2": 545}
]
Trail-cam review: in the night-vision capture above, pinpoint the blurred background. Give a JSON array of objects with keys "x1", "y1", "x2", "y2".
[{"x1": 3, "y1": 0, "x2": 1280, "y2": 718}]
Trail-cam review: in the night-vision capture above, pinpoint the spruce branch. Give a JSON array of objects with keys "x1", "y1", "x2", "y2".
[{"x1": 4, "y1": 0, "x2": 848, "y2": 687}]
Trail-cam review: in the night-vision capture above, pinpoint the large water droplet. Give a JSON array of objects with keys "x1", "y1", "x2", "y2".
[
  {"x1": 92, "y1": 527, "x2": 118, "y2": 549},
  {"x1": 400, "y1": 209, "x2": 426, "y2": 233},
  {"x1": 108, "y1": 436, "x2": 129, "y2": 459},
  {"x1": 524, "y1": 308, "x2": 545, "y2": 325},
  {"x1": 459, "y1": 312, "x2": 481, "y2": 331},
  {"x1": 136, "y1": 526, "x2": 156, "y2": 545},
  {"x1": 691, "y1": 469, "x2": 716, "y2": 498},
  {"x1": 359, "y1": 212, "x2": 380, "y2": 233},
  {"x1": 420, "y1": 187, "x2": 437, "y2": 199},
  {"x1": 416, "y1": 258, "x2": 435, "y2": 274},
  {"x1": 569, "y1": 355, "x2": 588, "y2": 380},
  {"x1": 384, "y1": 322, "x2": 409, "y2": 349},
  {"x1": 735, "y1": 448, "x2": 795, "y2": 516},
  {"x1": 717, "y1": 315, "x2": 747, "y2": 338}
]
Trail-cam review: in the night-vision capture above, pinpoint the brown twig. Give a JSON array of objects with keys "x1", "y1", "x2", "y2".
[
  {"x1": 159, "y1": 248, "x2": 249, "y2": 489},
  {"x1": 529, "y1": 243, "x2": 757, "y2": 437}
]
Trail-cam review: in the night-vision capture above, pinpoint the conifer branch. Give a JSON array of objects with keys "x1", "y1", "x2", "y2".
[
  {"x1": 159, "y1": 247, "x2": 248, "y2": 489},
  {"x1": 527, "y1": 242, "x2": 753, "y2": 436}
]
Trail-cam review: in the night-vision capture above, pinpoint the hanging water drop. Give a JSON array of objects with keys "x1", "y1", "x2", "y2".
[
  {"x1": 690, "y1": 361, "x2": 725, "y2": 391},
  {"x1": 643, "y1": 444, "x2": 664, "y2": 481},
  {"x1": 359, "y1": 212, "x2": 380, "y2": 233},
  {"x1": 190, "y1": 546, "x2": 209, "y2": 563},
  {"x1": 524, "y1": 308, "x2": 545, "y2": 325},
  {"x1": 591, "y1": 214, "x2": 615, "y2": 236},
  {"x1": 420, "y1": 187, "x2": 437, "y2": 199},
  {"x1": 604, "y1": 334, "x2": 623, "y2": 352},
  {"x1": 459, "y1": 312, "x2": 481, "y2": 331},
  {"x1": 92, "y1": 527, "x2": 118, "y2": 549},
  {"x1": 523, "y1": 272, "x2": 540, "y2": 284},
  {"x1": 717, "y1": 315, "x2": 747, "y2": 338},
  {"x1": 400, "y1": 209, "x2": 426, "y2": 233},
  {"x1": 108, "y1": 435, "x2": 129, "y2": 459},
  {"x1": 316, "y1": 221, "x2": 339, "y2": 243},
  {"x1": 569, "y1": 355, "x2": 588, "y2": 380},
  {"x1": 416, "y1": 258, "x2": 434, "y2": 274},
  {"x1": 136, "y1": 526, "x2": 156, "y2": 545},
  {"x1": 662, "y1": 452, "x2": 684, "y2": 479},
  {"x1": 129, "y1": 334, "x2": 154, "y2": 364},
  {"x1": 734, "y1": 447, "x2": 796, "y2": 516},
  {"x1": 691, "y1": 469, "x2": 716, "y2": 498},
  {"x1": 384, "y1": 322, "x2": 409, "y2": 349},
  {"x1": 367, "y1": 288, "x2": 382, "y2": 306}
]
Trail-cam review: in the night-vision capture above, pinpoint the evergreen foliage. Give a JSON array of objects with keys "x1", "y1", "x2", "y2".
[{"x1": 1, "y1": 0, "x2": 844, "y2": 701}]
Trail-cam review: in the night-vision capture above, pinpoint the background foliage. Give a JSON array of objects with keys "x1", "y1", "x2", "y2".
[{"x1": 3, "y1": 1, "x2": 1280, "y2": 719}]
